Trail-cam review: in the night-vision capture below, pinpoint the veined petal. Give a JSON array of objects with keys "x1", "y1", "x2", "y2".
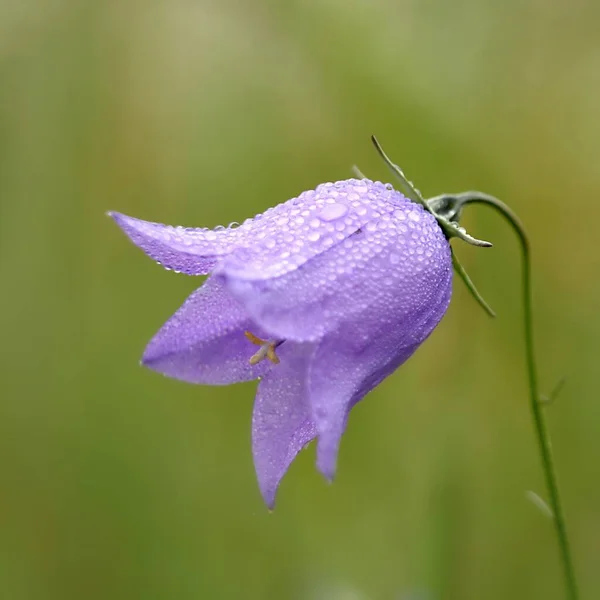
[
  {"x1": 142, "y1": 276, "x2": 273, "y2": 384},
  {"x1": 217, "y1": 179, "x2": 402, "y2": 281},
  {"x1": 252, "y1": 343, "x2": 317, "y2": 508},
  {"x1": 220, "y1": 195, "x2": 451, "y2": 341},
  {"x1": 109, "y1": 212, "x2": 248, "y2": 275},
  {"x1": 110, "y1": 180, "x2": 401, "y2": 276},
  {"x1": 308, "y1": 267, "x2": 452, "y2": 480}
]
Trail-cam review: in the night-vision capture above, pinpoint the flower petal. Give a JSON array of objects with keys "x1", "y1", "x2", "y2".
[
  {"x1": 252, "y1": 343, "x2": 317, "y2": 508},
  {"x1": 218, "y1": 179, "x2": 400, "y2": 281},
  {"x1": 308, "y1": 254, "x2": 453, "y2": 480},
  {"x1": 220, "y1": 194, "x2": 451, "y2": 341},
  {"x1": 109, "y1": 212, "x2": 247, "y2": 275},
  {"x1": 142, "y1": 276, "x2": 273, "y2": 384}
]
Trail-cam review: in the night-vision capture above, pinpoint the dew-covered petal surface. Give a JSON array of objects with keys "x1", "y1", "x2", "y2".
[
  {"x1": 142, "y1": 276, "x2": 273, "y2": 384},
  {"x1": 109, "y1": 212, "x2": 248, "y2": 275},
  {"x1": 308, "y1": 263, "x2": 453, "y2": 479},
  {"x1": 217, "y1": 179, "x2": 404, "y2": 281},
  {"x1": 252, "y1": 343, "x2": 317, "y2": 508},
  {"x1": 219, "y1": 184, "x2": 452, "y2": 341}
]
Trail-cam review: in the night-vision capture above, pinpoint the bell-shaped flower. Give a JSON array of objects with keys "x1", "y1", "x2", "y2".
[{"x1": 110, "y1": 178, "x2": 452, "y2": 508}]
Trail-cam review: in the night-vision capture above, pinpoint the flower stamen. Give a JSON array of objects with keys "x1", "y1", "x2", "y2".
[{"x1": 245, "y1": 331, "x2": 282, "y2": 365}]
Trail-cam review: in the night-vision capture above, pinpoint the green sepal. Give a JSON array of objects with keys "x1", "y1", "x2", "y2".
[
  {"x1": 371, "y1": 136, "x2": 492, "y2": 248},
  {"x1": 367, "y1": 136, "x2": 494, "y2": 316},
  {"x1": 451, "y1": 249, "x2": 496, "y2": 318}
]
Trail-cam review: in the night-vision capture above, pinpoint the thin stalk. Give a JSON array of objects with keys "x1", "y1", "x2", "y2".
[{"x1": 453, "y1": 192, "x2": 579, "y2": 600}]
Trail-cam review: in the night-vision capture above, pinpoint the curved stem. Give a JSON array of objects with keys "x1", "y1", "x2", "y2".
[{"x1": 451, "y1": 192, "x2": 579, "y2": 600}]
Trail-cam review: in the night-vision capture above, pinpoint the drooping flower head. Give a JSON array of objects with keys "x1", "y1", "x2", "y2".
[{"x1": 110, "y1": 178, "x2": 453, "y2": 507}]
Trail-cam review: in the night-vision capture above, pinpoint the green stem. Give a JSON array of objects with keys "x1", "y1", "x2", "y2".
[{"x1": 451, "y1": 192, "x2": 579, "y2": 600}]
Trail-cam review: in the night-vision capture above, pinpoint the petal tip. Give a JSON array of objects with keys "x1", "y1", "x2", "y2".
[
  {"x1": 316, "y1": 438, "x2": 339, "y2": 483},
  {"x1": 140, "y1": 336, "x2": 166, "y2": 369},
  {"x1": 140, "y1": 346, "x2": 160, "y2": 368},
  {"x1": 108, "y1": 211, "x2": 134, "y2": 233},
  {"x1": 107, "y1": 210, "x2": 124, "y2": 222},
  {"x1": 259, "y1": 486, "x2": 277, "y2": 511},
  {"x1": 316, "y1": 458, "x2": 337, "y2": 483}
]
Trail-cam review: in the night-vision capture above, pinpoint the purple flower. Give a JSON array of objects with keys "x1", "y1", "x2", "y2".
[{"x1": 110, "y1": 179, "x2": 452, "y2": 508}]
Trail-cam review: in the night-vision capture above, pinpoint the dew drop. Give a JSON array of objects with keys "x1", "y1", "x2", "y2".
[
  {"x1": 319, "y1": 203, "x2": 349, "y2": 222},
  {"x1": 307, "y1": 231, "x2": 320, "y2": 242}
]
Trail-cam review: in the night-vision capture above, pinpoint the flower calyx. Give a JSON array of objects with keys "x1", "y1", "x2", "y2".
[{"x1": 365, "y1": 135, "x2": 499, "y2": 317}]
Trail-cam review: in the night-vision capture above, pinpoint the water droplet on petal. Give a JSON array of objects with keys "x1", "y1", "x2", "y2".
[
  {"x1": 319, "y1": 203, "x2": 348, "y2": 222},
  {"x1": 307, "y1": 231, "x2": 320, "y2": 242}
]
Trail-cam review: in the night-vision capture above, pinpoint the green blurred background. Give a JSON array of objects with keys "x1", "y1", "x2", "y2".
[{"x1": 1, "y1": 0, "x2": 599, "y2": 598}]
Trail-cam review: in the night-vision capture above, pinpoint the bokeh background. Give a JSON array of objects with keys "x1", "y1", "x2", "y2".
[{"x1": 1, "y1": 0, "x2": 599, "y2": 598}]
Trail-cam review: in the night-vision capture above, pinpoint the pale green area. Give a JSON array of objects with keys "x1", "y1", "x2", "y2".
[{"x1": 1, "y1": 1, "x2": 599, "y2": 598}]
